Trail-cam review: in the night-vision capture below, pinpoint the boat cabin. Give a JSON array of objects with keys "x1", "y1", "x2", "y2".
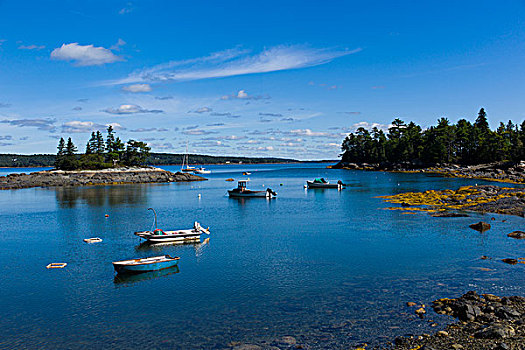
[{"x1": 237, "y1": 179, "x2": 250, "y2": 191}]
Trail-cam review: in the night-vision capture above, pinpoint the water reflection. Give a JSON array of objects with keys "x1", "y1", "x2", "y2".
[
  {"x1": 135, "y1": 238, "x2": 210, "y2": 257},
  {"x1": 54, "y1": 185, "x2": 151, "y2": 208},
  {"x1": 113, "y1": 265, "x2": 180, "y2": 285}
]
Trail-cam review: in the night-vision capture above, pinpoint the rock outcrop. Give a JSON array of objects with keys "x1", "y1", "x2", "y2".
[
  {"x1": 389, "y1": 291, "x2": 525, "y2": 350},
  {"x1": 0, "y1": 167, "x2": 206, "y2": 190},
  {"x1": 333, "y1": 161, "x2": 525, "y2": 184}
]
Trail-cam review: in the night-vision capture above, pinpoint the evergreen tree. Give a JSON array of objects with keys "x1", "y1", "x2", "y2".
[
  {"x1": 86, "y1": 132, "x2": 96, "y2": 154},
  {"x1": 65, "y1": 138, "x2": 77, "y2": 155},
  {"x1": 55, "y1": 137, "x2": 66, "y2": 169},
  {"x1": 57, "y1": 138, "x2": 65, "y2": 156},
  {"x1": 95, "y1": 131, "x2": 105, "y2": 154},
  {"x1": 123, "y1": 140, "x2": 151, "y2": 166}
]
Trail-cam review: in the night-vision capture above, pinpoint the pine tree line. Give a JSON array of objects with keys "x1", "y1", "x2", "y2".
[
  {"x1": 55, "y1": 126, "x2": 151, "y2": 170},
  {"x1": 341, "y1": 108, "x2": 525, "y2": 166}
]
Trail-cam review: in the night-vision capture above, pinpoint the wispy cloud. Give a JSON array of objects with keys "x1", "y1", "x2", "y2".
[
  {"x1": 119, "y1": 2, "x2": 134, "y2": 15},
  {"x1": 0, "y1": 102, "x2": 11, "y2": 108},
  {"x1": 0, "y1": 135, "x2": 12, "y2": 140},
  {"x1": 122, "y1": 83, "x2": 151, "y2": 93},
  {"x1": 259, "y1": 112, "x2": 282, "y2": 117},
  {"x1": 155, "y1": 96, "x2": 173, "y2": 100},
  {"x1": 130, "y1": 127, "x2": 167, "y2": 132},
  {"x1": 114, "y1": 45, "x2": 361, "y2": 84},
  {"x1": 182, "y1": 129, "x2": 217, "y2": 135},
  {"x1": 110, "y1": 38, "x2": 126, "y2": 51},
  {"x1": 51, "y1": 43, "x2": 123, "y2": 66},
  {"x1": 0, "y1": 118, "x2": 56, "y2": 131},
  {"x1": 102, "y1": 104, "x2": 163, "y2": 114},
  {"x1": 18, "y1": 44, "x2": 46, "y2": 50},
  {"x1": 189, "y1": 106, "x2": 212, "y2": 114}
]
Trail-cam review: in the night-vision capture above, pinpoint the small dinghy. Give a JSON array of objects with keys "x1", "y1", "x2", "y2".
[
  {"x1": 134, "y1": 208, "x2": 210, "y2": 243},
  {"x1": 306, "y1": 178, "x2": 343, "y2": 189},
  {"x1": 228, "y1": 179, "x2": 276, "y2": 198},
  {"x1": 113, "y1": 255, "x2": 180, "y2": 274},
  {"x1": 242, "y1": 172, "x2": 251, "y2": 175}
]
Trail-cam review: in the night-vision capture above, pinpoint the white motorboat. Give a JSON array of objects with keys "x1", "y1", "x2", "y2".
[
  {"x1": 134, "y1": 208, "x2": 210, "y2": 243},
  {"x1": 306, "y1": 178, "x2": 343, "y2": 189},
  {"x1": 194, "y1": 167, "x2": 211, "y2": 174},
  {"x1": 228, "y1": 179, "x2": 277, "y2": 198}
]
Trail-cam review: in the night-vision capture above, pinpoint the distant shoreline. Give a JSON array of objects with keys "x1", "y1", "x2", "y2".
[{"x1": 0, "y1": 160, "x2": 337, "y2": 169}]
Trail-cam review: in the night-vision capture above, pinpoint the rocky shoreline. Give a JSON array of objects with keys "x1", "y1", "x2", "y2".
[
  {"x1": 387, "y1": 291, "x2": 525, "y2": 350},
  {"x1": 0, "y1": 167, "x2": 206, "y2": 190},
  {"x1": 380, "y1": 185, "x2": 525, "y2": 217},
  {"x1": 332, "y1": 161, "x2": 525, "y2": 184}
]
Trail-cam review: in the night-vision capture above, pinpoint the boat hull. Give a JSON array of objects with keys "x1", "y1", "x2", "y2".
[
  {"x1": 228, "y1": 190, "x2": 271, "y2": 198},
  {"x1": 135, "y1": 229, "x2": 208, "y2": 243},
  {"x1": 113, "y1": 255, "x2": 179, "y2": 274},
  {"x1": 306, "y1": 181, "x2": 341, "y2": 189}
]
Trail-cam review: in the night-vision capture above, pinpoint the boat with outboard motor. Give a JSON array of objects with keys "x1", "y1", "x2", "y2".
[
  {"x1": 306, "y1": 178, "x2": 344, "y2": 189},
  {"x1": 228, "y1": 179, "x2": 277, "y2": 198},
  {"x1": 134, "y1": 208, "x2": 210, "y2": 243}
]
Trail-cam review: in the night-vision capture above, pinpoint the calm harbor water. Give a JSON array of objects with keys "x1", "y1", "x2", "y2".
[{"x1": 0, "y1": 163, "x2": 524, "y2": 349}]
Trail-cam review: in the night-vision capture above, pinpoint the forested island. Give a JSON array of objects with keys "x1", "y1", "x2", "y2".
[{"x1": 335, "y1": 108, "x2": 525, "y2": 183}]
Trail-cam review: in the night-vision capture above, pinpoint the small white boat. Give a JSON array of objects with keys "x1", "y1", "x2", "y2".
[
  {"x1": 84, "y1": 237, "x2": 102, "y2": 244},
  {"x1": 306, "y1": 178, "x2": 343, "y2": 189},
  {"x1": 194, "y1": 167, "x2": 211, "y2": 174},
  {"x1": 134, "y1": 208, "x2": 210, "y2": 243},
  {"x1": 242, "y1": 172, "x2": 251, "y2": 175},
  {"x1": 228, "y1": 179, "x2": 277, "y2": 198},
  {"x1": 135, "y1": 223, "x2": 210, "y2": 243}
]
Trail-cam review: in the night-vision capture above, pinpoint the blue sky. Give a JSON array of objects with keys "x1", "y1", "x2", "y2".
[{"x1": 1, "y1": 1, "x2": 524, "y2": 160}]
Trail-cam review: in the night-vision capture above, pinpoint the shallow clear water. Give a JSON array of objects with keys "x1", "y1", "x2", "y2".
[{"x1": 0, "y1": 164, "x2": 523, "y2": 349}]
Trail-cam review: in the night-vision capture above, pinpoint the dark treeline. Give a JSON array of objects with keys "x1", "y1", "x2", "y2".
[
  {"x1": 341, "y1": 108, "x2": 525, "y2": 167},
  {"x1": 55, "y1": 126, "x2": 151, "y2": 170},
  {"x1": 0, "y1": 153, "x2": 297, "y2": 168}
]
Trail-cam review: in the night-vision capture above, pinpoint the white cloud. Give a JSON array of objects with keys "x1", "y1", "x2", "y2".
[
  {"x1": 350, "y1": 121, "x2": 391, "y2": 131},
  {"x1": 289, "y1": 129, "x2": 329, "y2": 137},
  {"x1": 102, "y1": 104, "x2": 163, "y2": 114},
  {"x1": 115, "y1": 45, "x2": 362, "y2": 84},
  {"x1": 221, "y1": 89, "x2": 270, "y2": 100},
  {"x1": 61, "y1": 121, "x2": 125, "y2": 133},
  {"x1": 122, "y1": 84, "x2": 152, "y2": 93},
  {"x1": 51, "y1": 43, "x2": 123, "y2": 66},
  {"x1": 257, "y1": 146, "x2": 274, "y2": 151}
]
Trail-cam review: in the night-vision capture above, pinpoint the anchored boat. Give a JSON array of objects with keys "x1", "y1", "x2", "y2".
[
  {"x1": 194, "y1": 166, "x2": 211, "y2": 174},
  {"x1": 134, "y1": 208, "x2": 210, "y2": 243},
  {"x1": 180, "y1": 142, "x2": 196, "y2": 172},
  {"x1": 228, "y1": 179, "x2": 277, "y2": 198},
  {"x1": 112, "y1": 255, "x2": 180, "y2": 274},
  {"x1": 306, "y1": 178, "x2": 344, "y2": 189}
]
